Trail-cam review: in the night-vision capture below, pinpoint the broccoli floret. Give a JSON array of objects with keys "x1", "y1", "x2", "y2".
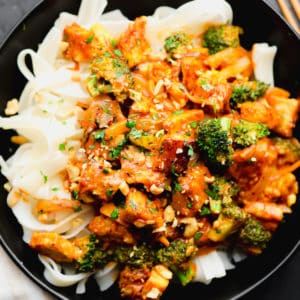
[
  {"x1": 114, "y1": 244, "x2": 155, "y2": 268},
  {"x1": 272, "y1": 137, "x2": 300, "y2": 164},
  {"x1": 164, "y1": 32, "x2": 191, "y2": 57},
  {"x1": 197, "y1": 117, "x2": 270, "y2": 168},
  {"x1": 222, "y1": 203, "x2": 248, "y2": 222},
  {"x1": 239, "y1": 218, "x2": 272, "y2": 249},
  {"x1": 197, "y1": 117, "x2": 233, "y2": 169},
  {"x1": 210, "y1": 203, "x2": 272, "y2": 250},
  {"x1": 86, "y1": 55, "x2": 133, "y2": 101},
  {"x1": 232, "y1": 120, "x2": 270, "y2": 148},
  {"x1": 76, "y1": 234, "x2": 112, "y2": 272},
  {"x1": 230, "y1": 80, "x2": 269, "y2": 109},
  {"x1": 202, "y1": 24, "x2": 242, "y2": 54},
  {"x1": 156, "y1": 239, "x2": 195, "y2": 269}
]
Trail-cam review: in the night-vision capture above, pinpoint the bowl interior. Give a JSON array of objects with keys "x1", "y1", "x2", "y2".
[{"x1": 0, "y1": 1, "x2": 299, "y2": 299}]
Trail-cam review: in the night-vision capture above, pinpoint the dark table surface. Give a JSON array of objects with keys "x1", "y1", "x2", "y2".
[{"x1": 0, "y1": 0, "x2": 300, "y2": 299}]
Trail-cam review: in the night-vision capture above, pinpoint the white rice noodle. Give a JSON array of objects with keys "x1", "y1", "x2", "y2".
[
  {"x1": 17, "y1": 55, "x2": 89, "y2": 102},
  {"x1": 101, "y1": 9, "x2": 128, "y2": 21},
  {"x1": 37, "y1": 27, "x2": 62, "y2": 67},
  {"x1": 77, "y1": 0, "x2": 108, "y2": 27},
  {"x1": 152, "y1": 6, "x2": 176, "y2": 20},
  {"x1": 17, "y1": 49, "x2": 53, "y2": 80},
  {"x1": 95, "y1": 262, "x2": 119, "y2": 291},
  {"x1": 76, "y1": 278, "x2": 89, "y2": 294},
  {"x1": 232, "y1": 247, "x2": 248, "y2": 263},
  {"x1": 54, "y1": 12, "x2": 77, "y2": 31},
  {"x1": 7, "y1": 190, "x2": 94, "y2": 240},
  {"x1": 252, "y1": 43, "x2": 277, "y2": 86},
  {"x1": 18, "y1": 81, "x2": 38, "y2": 112},
  {"x1": 216, "y1": 249, "x2": 235, "y2": 270},
  {"x1": 0, "y1": 113, "x2": 81, "y2": 148},
  {"x1": 192, "y1": 250, "x2": 231, "y2": 285},
  {"x1": 39, "y1": 255, "x2": 91, "y2": 287},
  {"x1": 146, "y1": 0, "x2": 233, "y2": 51}
]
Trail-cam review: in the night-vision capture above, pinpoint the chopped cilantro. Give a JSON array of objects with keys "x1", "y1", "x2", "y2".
[
  {"x1": 187, "y1": 202, "x2": 193, "y2": 209},
  {"x1": 187, "y1": 144, "x2": 194, "y2": 156},
  {"x1": 174, "y1": 182, "x2": 182, "y2": 192},
  {"x1": 106, "y1": 189, "x2": 113, "y2": 198},
  {"x1": 205, "y1": 185, "x2": 220, "y2": 200},
  {"x1": 72, "y1": 190, "x2": 79, "y2": 200},
  {"x1": 190, "y1": 121, "x2": 197, "y2": 129},
  {"x1": 102, "y1": 168, "x2": 110, "y2": 174},
  {"x1": 126, "y1": 120, "x2": 136, "y2": 128},
  {"x1": 199, "y1": 206, "x2": 211, "y2": 216},
  {"x1": 110, "y1": 208, "x2": 119, "y2": 219},
  {"x1": 93, "y1": 130, "x2": 105, "y2": 143},
  {"x1": 104, "y1": 51, "x2": 111, "y2": 57},
  {"x1": 109, "y1": 139, "x2": 127, "y2": 159},
  {"x1": 85, "y1": 36, "x2": 94, "y2": 44},
  {"x1": 114, "y1": 49, "x2": 122, "y2": 57},
  {"x1": 58, "y1": 143, "x2": 66, "y2": 151},
  {"x1": 111, "y1": 39, "x2": 118, "y2": 48},
  {"x1": 40, "y1": 171, "x2": 48, "y2": 184},
  {"x1": 173, "y1": 110, "x2": 184, "y2": 116},
  {"x1": 152, "y1": 114, "x2": 159, "y2": 121},
  {"x1": 170, "y1": 164, "x2": 179, "y2": 177},
  {"x1": 194, "y1": 232, "x2": 203, "y2": 240}
]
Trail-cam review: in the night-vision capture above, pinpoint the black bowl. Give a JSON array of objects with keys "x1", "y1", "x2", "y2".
[{"x1": 0, "y1": 1, "x2": 299, "y2": 299}]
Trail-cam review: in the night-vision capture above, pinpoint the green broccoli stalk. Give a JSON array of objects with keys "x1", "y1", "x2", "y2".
[
  {"x1": 197, "y1": 117, "x2": 233, "y2": 170},
  {"x1": 172, "y1": 263, "x2": 195, "y2": 286},
  {"x1": 164, "y1": 32, "x2": 191, "y2": 57},
  {"x1": 230, "y1": 80, "x2": 270, "y2": 109},
  {"x1": 114, "y1": 244, "x2": 155, "y2": 268},
  {"x1": 76, "y1": 234, "x2": 113, "y2": 272},
  {"x1": 232, "y1": 120, "x2": 270, "y2": 148},
  {"x1": 202, "y1": 24, "x2": 242, "y2": 54},
  {"x1": 208, "y1": 203, "x2": 272, "y2": 250}
]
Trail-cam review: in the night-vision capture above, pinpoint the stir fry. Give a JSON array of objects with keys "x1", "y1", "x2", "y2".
[{"x1": 27, "y1": 16, "x2": 300, "y2": 300}]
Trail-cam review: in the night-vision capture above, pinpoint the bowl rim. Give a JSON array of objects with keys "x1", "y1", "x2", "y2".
[{"x1": 0, "y1": 1, "x2": 299, "y2": 300}]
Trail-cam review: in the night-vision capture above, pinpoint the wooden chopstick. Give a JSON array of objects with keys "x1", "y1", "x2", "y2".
[
  {"x1": 277, "y1": 0, "x2": 300, "y2": 35},
  {"x1": 290, "y1": 0, "x2": 300, "y2": 20}
]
